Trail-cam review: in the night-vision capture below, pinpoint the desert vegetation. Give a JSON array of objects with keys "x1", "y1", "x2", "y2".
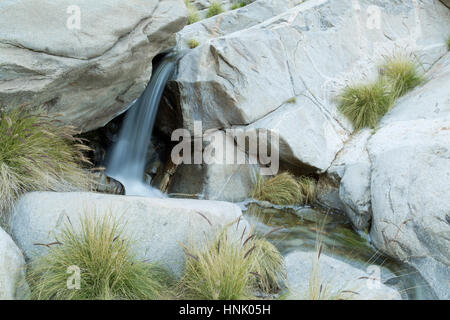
[
  {"x1": 177, "y1": 225, "x2": 285, "y2": 300},
  {"x1": 187, "y1": 38, "x2": 200, "y2": 49},
  {"x1": 27, "y1": 213, "x2": 173, "y2": 300},
  {"x1": 338, "y1": 55, "x2": 424, "y2": 130},
  {"x1": 206, "y1": 2, "x2": 224, "y2": 18},
  {"x1": 251, "y1": 172, "x2": 317, "y2": 206},
  {"x1": 0, "y1": 108, "x2": 93, "y2": 223},
  {"x1": 184, "y1": 0, "x2": 200, "y2": 24}
]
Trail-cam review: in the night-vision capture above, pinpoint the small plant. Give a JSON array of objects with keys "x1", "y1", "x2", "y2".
[
  {"x1": 184, "y1": 0, "x2": 200, "y2": 25},
  {"x1": 447, "y1": 36, "x2": 450, "y2": 51},
  {"x1": 251, "y1": 172, "x2": 316, "y2": 206},
  {"x1": 285, "y1": 97, "x2": 297, "y2": 104},
  {"x1": 338, "y1": 80, "x2": 393, "y2": 130},
  {"x1": 231, "y1": 1, "x2": 248, "y2": 9},
  {"x1": 177, "y1": 225, "x2": 285, "y2": 299},
  {"x1": 0, "y1": 108, "x2": 93, "y2": 220},
  {"x1": 187, "y1": 38, "x2": 200, "y2": 49},
  {"x1": 206, "y1": 2, "x2": 224, "y2": 18},
  {"x1": 380, "y1": 56, "x2": 424, "y2": 98},
  {"x1": 27, "y1": 213, "x2": 172, "y2": 300}
]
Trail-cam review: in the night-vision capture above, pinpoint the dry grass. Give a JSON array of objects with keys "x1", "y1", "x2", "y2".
[
  {"x1": 27, "y1": 213, "x2": 173, "y2": 300},
  {"x1": 251, "y1": 172, "x2": 316, "y2": 206},
  {"x1": 250, "y1": 239, "x2": 286, "y2": 293},
  {"x1": 177, "y1": 225, "x2": 285, "y2": 300},
  {"x1": 0, "y1": 108, "x2": 94, "y2": 221}
]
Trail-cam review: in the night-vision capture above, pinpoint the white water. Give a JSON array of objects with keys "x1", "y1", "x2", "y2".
[{"x1": 106, "y1": 54, "x2": 177, "y2": 197}]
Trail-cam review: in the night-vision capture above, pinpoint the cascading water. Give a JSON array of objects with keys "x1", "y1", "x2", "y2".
[{"x1": 106, "y1": 53, "x2": 177, "y2": 197}]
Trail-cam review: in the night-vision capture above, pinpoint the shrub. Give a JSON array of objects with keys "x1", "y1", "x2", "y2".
[
  {"x1": 184, "y1": 0, "x2": 200, "y2": 25},
  {"x1": 206, "y1": 2, "x2": 224, "y2": 18},
  {"x1": 380, "y1": 56, "x2": 424, "y2": 98},
  {"x1": 338, "y1": 80, "x2": 393, "y2": 130},
  {"x1": 27, "y1": 213, "x2": 172, "y2": 300},
  {"x1": 0, "y1": 108, "x2": 93, "y2": 219},
  {"x1": 177, "y1": 226, "x2": 285, "y2": 299},
  {"x1": 251, "y1": 172, "x2": 316, "y2": 206},
  {"x1": 187, "y1": 38, "x2": 200, "y2": 49}
]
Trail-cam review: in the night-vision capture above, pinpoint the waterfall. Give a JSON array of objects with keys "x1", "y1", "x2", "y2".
[{"x1": 106, "y1": 54, "x2": 177, "y2": 197}]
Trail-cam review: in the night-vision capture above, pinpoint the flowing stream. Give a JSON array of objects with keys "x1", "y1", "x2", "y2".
[{"x1": 106, "y1": 54, "x2": 177, "y2": 196}]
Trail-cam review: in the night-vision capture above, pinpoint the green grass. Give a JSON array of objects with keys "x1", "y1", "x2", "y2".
[
  {"x1": 27, "y1": 213, "x2": 173, "y2": 300},
  {"x1": 338, "y1": 55, "x2": 424, "y2": 130},
  {"x1": 177, "y1": 226, "x2": 285, "y2": 299},
  {"x1": 231, "y1": 1, "x2": 248, "y2": 9},
  {"x1": 380, "y1": 56, "x2": 424, "y2": 98},
  {"x1": 338, "y1": 80, "x2": 394, "y2": 130},
  {"x1": 0, "y1": 108, "x2": 93, "y2": 220},
  {"x1": 206, "y1": 2, "x2": 224, "y2": 18},
  {"x1": 285, "y1": 97, "x2": 297, "y2": 104},
  {"x1": 447, "y1": 36, "x2": 450, "y2": 51},
  {"x1": 251, "y1": 172, "x2": 317, "y2": 206},
  {"x1": 184, "y1": 0, "x2": 200, "y2": 25},
  {"x1": 187, "y1": 38, "x2": 200, "y2": 49}
]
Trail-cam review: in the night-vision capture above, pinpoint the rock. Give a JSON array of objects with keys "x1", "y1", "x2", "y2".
[
  {"x1": 11, "y1": 192, "x2": 248, "y2": 278},
  {"x1": 285, "y1": 251, "x2": 402, "y2": 300},
  {"x1": 177, "y1": 0, "x2": 299, "y2": 50},
  {"x1": 0, "y1": 227, "x2": 29, "y2": 300},
  {"x1": 381, "y1": 53, "x2": 450, "y2": 125},
  {"x1": 0, "y1": 0, "x2": 187, "y2": 132},
  {"x1": 368, "y1": 118, "x2": 450, "y2": 300},
  {"x1": 172, "y1": 0, "x2": 450, "y2": 172},
  {"x1": 339, "y1": 163, "x2": 372, "y2": 230},
  {"x1": 168, "y1": 130, "x2": 259, "y2": 201}
]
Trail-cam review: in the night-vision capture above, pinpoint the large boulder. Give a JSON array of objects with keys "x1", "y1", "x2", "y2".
[
  {"x1": 168, "y1": 130, "x2": 259, "y2": 201},
  {"x1": 10, "y1": 192, "x2": 248, "y2": 278},
  {"x1": 285, "y1": 251, "x2": 402, "y2": 300},
  {"x1": 0, "y1": 227, "x2": 29, "y2": 300},
  {"x1": 0, "y1": 0, "x2": 187, "y2": 132},
  {"x1": 171, "y1": 0, "x2": 450, "y2": 172},
  {"x1": 368, "y1": 118, "x2": 450, "y2": 300}
]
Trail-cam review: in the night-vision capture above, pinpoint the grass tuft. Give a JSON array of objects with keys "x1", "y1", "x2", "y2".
[
  {"x1": 177, "y1": 226, "x2": 285, "y2": 299},
  {"x1": 27, "y1": 213, "x2": 173, "y2": 300},
  {"x1": 338, "y1": 80, "x2": 393, "y2": 130},
  {"x1": 338, "y1": 55, "x2": 424, "y2": 130},
  {"x1": 380, "y1": 56, "x2": 424, "y2": 98},
  {"x1": 250, "y1": 239, "x2": 286, "y2": 293},
  {"x1": 206, "y1": 2, "x2": 224, "y2": 18},
  {"x1": 251, "y1": 172, "x2": 316, "y2": 206},
  {"x1": 447, "y1": 36, "x2": 450, "y2": 51},
  {"x1": 184, "y1": 0, "x2": 200, "y2": 25},
  {"x1": 0, "y1": 108, "x2": 93, "y2": 220},
  {"x1": 187, "y1": 38, "x2": 200, "y2": 49}
]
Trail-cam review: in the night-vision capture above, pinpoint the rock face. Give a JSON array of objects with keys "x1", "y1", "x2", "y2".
[
  {"x1": 11, "y1": 192, "x2": 247, "y2": 278},
  {"x1": 368, "y1": 118, "x2": 450, "y2": 300},
  {"x1": 0, "y1": 227, "x2": 29, "y2": 300},
  {"x1": 0, "y1": 0, "x2": 187, "y2": 132},
  {"x1": 327, "y1": 53, "x2": 450, "y2": 298},
  {"x1": 169, "y1": 130, "x2": 259, "y2": 201},
  {"x1": 171, "y1": 0, "x2": 450, "y2": 172},
  {"x1": 285, "y1": 251, "x2": 402, "y2": 300}
]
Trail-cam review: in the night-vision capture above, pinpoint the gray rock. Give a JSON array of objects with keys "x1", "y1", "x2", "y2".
[
  {"x1": 0, "y1": 227, "x2": 29, "y2": 300},
  {"x1": 368, "y1": 118, "x2": 450, "y2": 300},
  {"x1": 169, "y1": 130, "x2": 259, "y2": 201},
  {"x1": 172, "y1": 0, "x2": 450, "y2": 172},
  {"x1": 0, "y1": 0, "x2": 187, "y2": 132},
  {"x1": 11, "y1": 192, "x2": 248, "y2": 278},
  {"x1": 178, "y1": 0, "x2": 299, "y2": 50},
  {"x1": 285, "y1": 251, "x2": 402, "y2": 300}
]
